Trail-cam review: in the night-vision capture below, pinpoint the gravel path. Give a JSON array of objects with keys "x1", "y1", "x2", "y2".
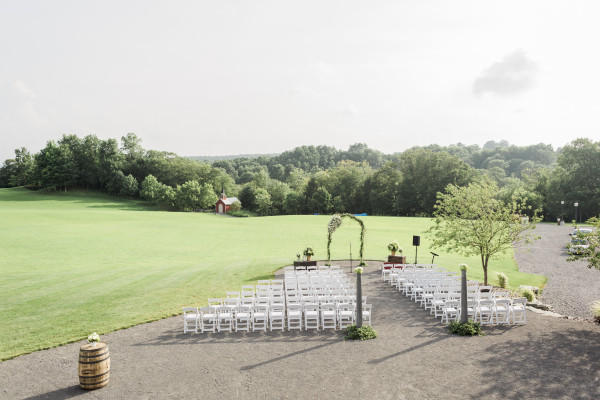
[
  {"x1": 1, "y1": 261, "x2": 598, "y2": 400},
  {"x1": 514, "y1": 223, "x2": 600, "y2": 319}
]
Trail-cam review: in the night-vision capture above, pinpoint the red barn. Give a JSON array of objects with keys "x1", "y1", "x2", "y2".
[{"x1": 215, "y1": 191, "x2": 239, "y2": 214}]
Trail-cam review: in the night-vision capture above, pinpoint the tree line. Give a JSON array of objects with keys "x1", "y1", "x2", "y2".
[{"x1": 1, "y1": 134, "x2": 599, "y2": 221}]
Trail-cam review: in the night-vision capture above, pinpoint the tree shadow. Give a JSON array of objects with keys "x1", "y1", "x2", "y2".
[
  {"x1": 23, "y1": 385, "x2": 86, "y2": 400},
  {"x1": 473, "y1": 327, "x2": 600, "y2": 399}
]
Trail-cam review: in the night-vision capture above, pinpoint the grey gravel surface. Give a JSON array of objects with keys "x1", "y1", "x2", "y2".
[
  {"x1": 1, "y1": 262, "x2": 598, "y2": 400},
  {"x1": 514, "y1": 223, "x2": 600, "y2": 319}
]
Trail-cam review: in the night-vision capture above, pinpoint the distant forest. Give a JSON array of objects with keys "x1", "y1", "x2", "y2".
[{"x1": 1, "y1": 134, "x2": 599, "y2": 222}]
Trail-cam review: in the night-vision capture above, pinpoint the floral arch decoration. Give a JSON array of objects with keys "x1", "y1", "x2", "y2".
[{"x1": 327, "y1": 213, "x2": 366, "y2": 264}]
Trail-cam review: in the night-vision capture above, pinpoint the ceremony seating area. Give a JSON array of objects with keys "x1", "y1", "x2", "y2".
[
  {"x1": 184, "y1": 265, "x2": 373, "y2": 333},
  {"x1": 381, "y1": 263, "x2": 527, "y2": 325}
]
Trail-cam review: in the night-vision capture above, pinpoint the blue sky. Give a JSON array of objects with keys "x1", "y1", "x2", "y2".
[{"x1": 1, "y1": 0, "x2": 599, "y2": 161}]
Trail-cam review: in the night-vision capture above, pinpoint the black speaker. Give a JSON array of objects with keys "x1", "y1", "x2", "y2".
[{"x1": 413, "y1": 235, "x2": 421, "y2": 246}]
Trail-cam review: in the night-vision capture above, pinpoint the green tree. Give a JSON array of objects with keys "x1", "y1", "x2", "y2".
[
  {"x1": 8, "y1": 147, "x2": 34, "y2": 187},
  {"x1": 175, "y1": 180, "x2": 203, "y2": 211},
  {"x1": 267, "y1": 181, "x2": 291, "y2": 215},
  {"x1": 140, "y1": 175, "x2": 162, "y2": 202},
  {"x1": 427, "y1": 181, "x2": 540, "y2": 285},
  {"x1": 310, "y1": 187, "x2": 332, "y2": 214},
  {"x1": 397, "y1": 150, "x2": 475, "y2": 216},
  {"x1": 34, "y1": 141, "x2": 78, "y2": 191},
  {"x1": 253, "y1": 188, "x2": 272, "y2": 216},
  {"x1": 119, "y1": 174, "x2": 139, "y2": 198},
  {"x1": 283, "y1": 192, "x2": 306, "y2": 214},
  {"x1": 198, "y1": 182, "x2": 218, "y2": 209}
]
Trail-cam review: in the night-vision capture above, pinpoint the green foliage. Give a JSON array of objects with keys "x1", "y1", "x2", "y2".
[
  {"x1": 253, "y1": 188, "x2": 273, "y2": 216},
  {"x1": 388, "y1": 240, "x2": 400, "y2": 252},
  {"x1": 496, "y1": 272, "x2": 509, "y2": 289},
  {"x1": 229, "y1": 200, "x2": 242, "y2": 212},
  {"x1": 566, "y1": 216, "x2": 600, "y2": 270},
  {"x1": 591, "y1": 301, "x2": 600, "y2": 320},
  {"x1": 344, "y1": 325, "x2": 378, "y2": 340},
  {"x1": 447, "y1": 320, "x2": 483, "y2": 336},
  {"x1": 427, "y1": 180, "x2": 540, "y2": 285},
  {"x1": 119, "y1": 174, "x2": 139, "y2": 198},
  {"x1": 140, "y1": 174, "x2": 161, "y2": 202},
  {"x1": 310, "y1": 187, "x2": 332, "y2": 214},
  {"x1": 396, "y1": 149, "x2": 475, "y2": 216},
  {"x1": 521, "y1": 287, "x2": 535, "y2": 302},
  {"x1": 198, "y1": 182, "x2": 218, "y2": 209},
  {"x1": 303, "y1": 247, "x2": 315, "y2": 257},
  {"x1": 175, "y1": 180, "x2": 202, "y2": 211},
  {"x1": 228, "y1": 209, "x2": 257, "y2": 217}
]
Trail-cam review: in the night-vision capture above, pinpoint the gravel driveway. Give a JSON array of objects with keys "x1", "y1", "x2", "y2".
[{"x1": 515, "y1": 223, "x2": 600, "y2": 319}]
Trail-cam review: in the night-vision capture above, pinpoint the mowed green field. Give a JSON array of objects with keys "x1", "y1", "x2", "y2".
[{"x1": 0, "y1": 188, "x2": 547, "y2": 360}]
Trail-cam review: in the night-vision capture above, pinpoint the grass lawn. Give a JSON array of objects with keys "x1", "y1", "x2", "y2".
[{"x1": 0, "y1": 187, "x2": 547, "y2": 360}]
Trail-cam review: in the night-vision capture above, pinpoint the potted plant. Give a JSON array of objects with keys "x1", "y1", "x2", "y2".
[
  {"x1": 388, "y1": 241, "x2": 401, "y2": 256},
  {"x1": 303, "y1": 247, "x2": 315, "y2": 261}
]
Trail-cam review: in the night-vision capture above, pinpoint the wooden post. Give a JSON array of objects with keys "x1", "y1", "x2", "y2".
[
  {"x1": 460, "y1": 269, "x2": 468, "y2": 324},
  {"x1": 356, "y1": 272, "x2": 363, "y2": 328}
]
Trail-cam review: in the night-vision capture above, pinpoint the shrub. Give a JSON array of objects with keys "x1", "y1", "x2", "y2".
[
  {"x1": 447, "y1": 320, "x2": 483, "y2": 336},
  {"x1": 344, "y1": 325, "x2": 377, "y2": 341},
  {"x1": 591, "y1": 301, "x2": 600, "y2": 323},
  {"x1": 228, "y1": 210, "x2": 257, "y2": 218},
  {"x1": 229, "y1": 200, "x2": 242, "y2": 212},
  {"x1": 521, "y1": 287, "x2": 535, "y2": 302},
  {"x1": 496, "y1": 272, "x2": 509, "y2": 289}
]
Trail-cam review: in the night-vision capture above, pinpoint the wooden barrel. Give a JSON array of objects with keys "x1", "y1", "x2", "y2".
[{"x1": 78, "y1": 342, "x2": 110, "y2": 390}]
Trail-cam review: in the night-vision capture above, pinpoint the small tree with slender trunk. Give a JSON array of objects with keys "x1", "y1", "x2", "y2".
[{"x1": 427, "y1": 181, "x2": 540, "y2": 286}]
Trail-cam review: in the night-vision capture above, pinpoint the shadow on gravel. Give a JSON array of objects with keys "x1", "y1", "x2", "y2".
[
  {"x1": 474, "y1": 327, "x2": 600, "y2": 399},
  {"x1": 239, "y1": 339, "x2": 339, "y2": 371},
  {"x1": 23, "y1": 385, "x2": 84, "y2": 400}
]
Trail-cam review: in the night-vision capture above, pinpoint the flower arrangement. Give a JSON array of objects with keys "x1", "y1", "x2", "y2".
[
  {"x1": 354, "y1": 267, "x2": 363, "y2": 274},
  {"x1": 87, "y1": 332, "x2": 100, "y2": 343},
  {"x1": 459, "y1": 263, "x2": 469, "y2": 271},
  {"x1": 387, "y1": 241, "x2": 400, "y2": 253},
  {"x1": 303, "y1": 247, "x2": 315, "y2": 257}
]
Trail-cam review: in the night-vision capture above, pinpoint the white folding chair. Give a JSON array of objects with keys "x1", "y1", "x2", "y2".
[
  {"x1": 510, "y1": 298, "x2": 527, "y2": 324},
  {"x1": 235, "y1": 305, "x2": 251, "y2": 332},
  {"x1": 441, "y1": 299, "x2": 459, "y2": 323},
  {"x1": 183, "y1": 307, "x2": 199, "y2": 333},
  {"x1": 216, "y1": 305, "x2": 234, "y2": 332},
  {"x1": 269, "y1": 305, "x2": 285, "y2": 331},
  {"x1": 287, "y1": 304, "x2": 303, "y2": 330},
  {"x1": 252, "y1": 305, "x2": 268, "y2": 332},
  {"x1": 320, "y1": 303, "x2": 337, "y2": 330},
  {"x1": 361, "y1": 304, "x2": 372, "y2": 326},
  {"x1": 304, "y1": 304, "x2": 319, "y2": 330},
  {"x1": 494, "y1": 299, "x2": 511, "y2": 324},
  {"x1": 477, "y1": 299, "x2": 494, "y2": 325},
  {"x1": 200, "y1": 307, "x2": 216, "y2": 333},
  {"x1": 337, "y1": 303, "x2": 355, "y2": 329}
]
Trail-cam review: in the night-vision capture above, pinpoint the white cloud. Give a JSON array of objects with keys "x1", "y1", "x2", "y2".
[{"x1": 473, "y1": 49, "x2": 538, "y2": 96}]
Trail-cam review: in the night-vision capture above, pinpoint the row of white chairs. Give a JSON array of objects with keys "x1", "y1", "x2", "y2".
[
  {"x1": 183, "y1": 302, "x2": 372, "y2": 333},
  {"x1": 383, "y1": 264, "x2": 527, "y2": 325}
]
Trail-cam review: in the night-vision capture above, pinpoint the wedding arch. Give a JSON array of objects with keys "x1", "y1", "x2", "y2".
[{"x1": 327, "y1": 213, "x2": 366, "y2": 265}]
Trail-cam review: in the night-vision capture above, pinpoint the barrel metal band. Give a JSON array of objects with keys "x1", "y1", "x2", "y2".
[
  {"x1": 79, "y1": 350, "x2": 109, "y2": 359},
  {"x1": 79, "y1": 356, "x2": 110, "y2": 364},
  {"x1": 79, "y1": 369, "x2": 110, "y2": 380}
]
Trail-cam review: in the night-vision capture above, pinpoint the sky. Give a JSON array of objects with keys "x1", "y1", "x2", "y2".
[{"x1": 1, "y1": 0, "x2": 600, "y2": 162}]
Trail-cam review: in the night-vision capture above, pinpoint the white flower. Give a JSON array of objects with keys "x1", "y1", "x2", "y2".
[
  {"x1": 328, "y1": 215, "x2": 343, "y2": 234},
  {"x1": 354, "y1": 267, "x2": 363, "y2": 274},
  {"x1": 459, "y1": 263, "x2": 469, "y2": 271},
  {"x1": 88, "y1": 332, "x2": 100, "y2": 342}
]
